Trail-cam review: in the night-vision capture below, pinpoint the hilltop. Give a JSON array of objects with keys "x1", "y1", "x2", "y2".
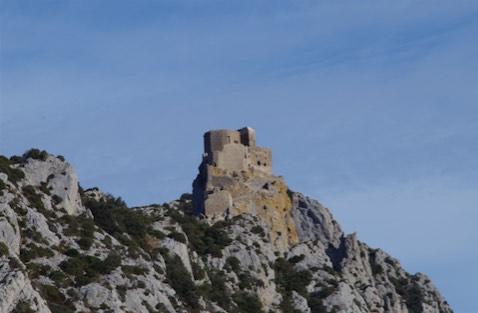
[{"x1": 0, "y1": 140, "x2": 453, "y2": 313}]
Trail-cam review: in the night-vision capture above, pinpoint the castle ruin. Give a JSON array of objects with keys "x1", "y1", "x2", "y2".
[
  {"x1": 192, "y1": 127, "x2": 298, "y2": 251},
  {"x1": 203, "y1": 127, "x2": 272, "y2": 175}
]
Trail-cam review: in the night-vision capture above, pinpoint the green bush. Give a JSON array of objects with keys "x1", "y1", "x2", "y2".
[
  {"x1": 274, "y1": 258, "x2": 312, "y2": 297},
  {"x1": 164, "y1": 254, "x2": 199, "y2": 311},
  {"x1": 288, "y1": 254, "x2": 305, "y2": 264},
  {"x1": 22, "y1": 185, "x2": 46, "y2": 212},
  {"x1": 60, "y1": 253, "x2": 121, "y2": 286},
  {"x1": 122, "y1": 264, "x2": 148, "y2": 276},
  {"x1": 76, "y1": 237, "x2": 93, "y2": 250},
  {"x1": 102, "y1": 252, "x2": 122, "y2": 273},
  {"x1": 61, "y1": 215, "x2": 95, "y2": 250},
  {"x1": 9, "y1": 257, "x2": 22, "y2": 270},
  {"x1": 164, "y1": 205, "x2": 233, "y2": 257},
  {"x1": 0, "y1": 241, "x2": 9, "y2": 256},
  {"x1": 167, "y1": 231, "x2": 187, "y2": 243},
  {"x1": 83, "y1": 194, "x2": 157, "y2": 253},
  {"x1": 20, "y1": 243, "x2": 54, "y2": 263},
  {"x1": 238, "y1": 272, "x2": 264, "y2": 290},
  {"x1": 49, "y1": 270, "x2": 67, "y2": 286},
  {"x1": 308, "y1": 294, "x2": 328, "y2": 313},
  {"x1": 233, "y1": 291, "x2": 264, "y2": 313},
  {"x1": 191, "y1": 261, "x2": 205, "y2": 280},
  {"x1": 250, "y1": 225, "x2": 265, "y2": 237},
  {"x1": 199, "y1": 270, "x2": 231, "y2": 310},
  {"x1": 0, "y1": 179, "x2": 6, "y2": 193},
  {"x1": 390, "y1": 276, "x2": 424, "y2": 313},
  {"x1": 0, "y1": 156, "x2": 25, "y2": 185},
  {"x1": 12, "y1": 300, "x2": 35, "y2": 313},
  {"x1": 23, "y1": 149, "x2": 48, "y2": 161},
  {"x1": 38, "y1": 283, "x2": 75, "y2": 313},
  {"x1": 225, "y1": 256, "x2": 241, "y2": 274},
  {"x1": 26, "y1": 262, "x2": 51, "y2": 279}
]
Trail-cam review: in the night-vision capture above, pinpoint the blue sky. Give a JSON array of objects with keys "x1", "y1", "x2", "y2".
[{"x1": 1, "y1": 1, "x2": 477, "y2": 312}]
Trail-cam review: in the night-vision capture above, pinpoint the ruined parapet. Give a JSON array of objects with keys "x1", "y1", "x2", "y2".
[{"x1": 192, "y1": 127, "x2": 298, "y2": 251}]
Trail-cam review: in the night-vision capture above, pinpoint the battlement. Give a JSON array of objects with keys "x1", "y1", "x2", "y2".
[{"x1": 202, "y1": 127, "x2": 271, "y2": 174}]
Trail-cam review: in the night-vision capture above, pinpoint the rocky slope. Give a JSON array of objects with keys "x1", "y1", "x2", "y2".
[{"x1": 0, "y1": 150, "x2": 453, "y2": 313}]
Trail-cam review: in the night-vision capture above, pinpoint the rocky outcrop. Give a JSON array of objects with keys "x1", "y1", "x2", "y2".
[
  {"x1": 20, "y1": 155, "x2": 85, "y2": 216},
  {"x1": 0, "y1": 150, "x2": 453, "y2": 313}
]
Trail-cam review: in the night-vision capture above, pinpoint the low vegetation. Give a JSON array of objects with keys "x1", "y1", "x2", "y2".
[
  {"x1": 163, "y1": 254, "x2": 200, "y2": 312},
  {"x1": 274, "y1": 257, "x2": 313, "y2": 312},
  {"x1": 0, "y1": 155, "x2": 25, "y2": 185},
  {"x1": 59, "y1": 252, "x2": 121, "y2": 286},
  {"x1": 390, "y1": 276, "x2": 425, "y2": 313}
]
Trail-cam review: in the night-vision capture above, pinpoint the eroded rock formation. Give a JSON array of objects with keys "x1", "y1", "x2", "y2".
[{"x1": 0, "y1": 144, "x2": 454, "y2": 313}]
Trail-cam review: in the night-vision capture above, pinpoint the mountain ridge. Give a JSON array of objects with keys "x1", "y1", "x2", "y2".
[{"x1": 0, "y1": 148, "x2": 453, "y2": 313}]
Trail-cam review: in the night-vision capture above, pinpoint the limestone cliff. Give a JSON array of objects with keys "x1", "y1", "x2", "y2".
[{"x1": 0, "y1": 148, "x2": 453, "y2": 313}]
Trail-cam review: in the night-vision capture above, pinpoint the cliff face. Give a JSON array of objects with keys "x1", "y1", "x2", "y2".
[{"x1": 0, "y1": 149, "x2": 453, "y2": 313}]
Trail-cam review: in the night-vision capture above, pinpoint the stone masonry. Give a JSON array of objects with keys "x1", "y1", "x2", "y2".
[{"x1": 192, "y1": 127, "x2": 298, "y2": 251}]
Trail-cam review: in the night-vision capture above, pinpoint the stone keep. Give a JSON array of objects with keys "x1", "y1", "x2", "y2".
[{"x1": 193, "y1": 127, "x2": 298, "y2": 251}]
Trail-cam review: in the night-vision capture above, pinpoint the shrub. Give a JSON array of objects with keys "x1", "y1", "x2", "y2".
[
  {"x1": 23, "y1": 149, "x2": 48, "y2": 161},
  {"x1": 288, "y1": 254, "x2": 305, "y2": 264},
  {"x1": 233, "y1": 291, "x2": 264, "y2": 313},
  {"x1": 38, "y1": 283, "x2": 75, "y2": 313},
  {"x1": 61, "y1": 215, "x2": 95, "y2": 250},
  {"x1": 122, "y1": 265, "x2": 147, "y2": 276},
  {"x1": 0, "y1": 179, "x2": 6, "y2": 193},
  {"x1": 225, "y1": 256, "x2": 241, "y2": 274},
  {"x1": 0, "y1": 241, "x2": 9, "y2": 256},
  {"x1": 27, "y1": 262, "x2": 51, "y2": 279},
  {"x1": 83, "y1": 195, "x2": 157, "y2": 253},
  {"x1": 199, "y1": 270, "x2": 231, "y2": 310},
  {"x1": 390, "y1": 276, "x2": 424, "y2": 313},
  {"x1": 274, "y1": 258, "x2": 312, "y2": 297},
  {"x1": 12, "y1": 300, "x2": 35, "y2": 313},
  {"x1": 0, "y1": 156, "x2": 25, "y2": 185},
  {"x1": 22, "y1": 185, "x2": 46, "y2": 212},
  {"x1": 167, "y1": 231, "x2": 187, "y2": 243},
  {"x1": 20, "y1": 243, "x2": 54, "y2": 263},
  {"x1": 49, "y1": 270, "x2": 67, "y2": 286},
  {"x1": 64, "y1": 248, "x2": 80, "y2": 257},
  {"x1": 164, "y1": 254, "x2": 199, "y2": 311},
  {"x1": 238, "y1": 272, "x2": 264, "y2": 289},
  {"x1": 191, "y1": 261, "x2": 205, "y2": 280},
  {"x1": 60, "y1": 253, "x2": 120, "y2": 286},
  {"x1": 102, "y1": 252, "x2": 122, "y2": 273},
  {"x1": 9, "y1": 257, "x2": 22, "y2": 270},
  {"x1": 250, "y1": 225, "x2": 265, "y2": 237},
  {"x1": 308, "y1": 294, "x2": 328, "y2": 313},
  {"x1": 76, "y1": 237, "x2": 93, "y2": 250}
]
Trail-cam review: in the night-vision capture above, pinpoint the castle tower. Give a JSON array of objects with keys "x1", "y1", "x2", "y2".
[{"x1": 192, "y1": 127, "x2": 298, "y2": 251}]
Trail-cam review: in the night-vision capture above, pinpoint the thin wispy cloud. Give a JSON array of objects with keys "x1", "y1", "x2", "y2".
[{"x1": 1, "y1": 2, "x2": 477, "y2": 312}]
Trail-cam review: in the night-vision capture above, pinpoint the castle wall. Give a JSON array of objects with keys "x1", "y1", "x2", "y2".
[
  {"x1": 204, "y1": 130, "x2": 241, "y2": 156},
  {"x1": 238, "y1": 127, "x2": 256, "y2": 147},
  {"x1": 250, "y1": 147, "x2": 272, "y2": 174},
  {"x1": 214, "y1": 143, "x2": 248, "y2": 172}
]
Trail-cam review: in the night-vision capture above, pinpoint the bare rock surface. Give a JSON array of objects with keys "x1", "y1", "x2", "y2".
[{"x1": 0, "y1": 149, "x2": 453, "y2": 313}]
